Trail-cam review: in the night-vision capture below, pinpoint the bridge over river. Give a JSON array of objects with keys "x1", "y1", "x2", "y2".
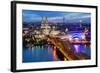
[{"x1": 47, "y1": 35, "x2": 89, "y2": 61}]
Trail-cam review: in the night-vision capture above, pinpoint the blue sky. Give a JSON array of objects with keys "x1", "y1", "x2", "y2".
[{"x1": 22, "y1": 10, "x2": 91, "y2": 24}]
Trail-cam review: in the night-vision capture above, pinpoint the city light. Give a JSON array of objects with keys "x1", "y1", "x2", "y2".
[
  {"x1": 22, "y1": 10, "x2": 91, "y2": 62},
  {"x1": 72, "y1": 33, "x2": 81, "y2": 39}
]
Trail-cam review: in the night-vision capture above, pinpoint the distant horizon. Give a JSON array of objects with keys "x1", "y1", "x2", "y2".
[{"x1": 22, "y1": 10, "x2": 91, "y2": 25}]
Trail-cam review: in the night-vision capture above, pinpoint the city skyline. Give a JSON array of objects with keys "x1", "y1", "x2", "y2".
[{"x1": 22, "y1": 9, "x2": 91, "y2": 63}]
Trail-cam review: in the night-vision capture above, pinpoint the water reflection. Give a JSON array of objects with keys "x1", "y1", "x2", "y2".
[
  {"x1": 23, "y1": 43, "x2": 90, "y2": 63},
  {"x1": 72, "y1": 43, "x2": 91, "y2": 58},
  {"x1": 23, "y1": 45, "x2": 58, "y2": 63},
  {"x1": 73, "y1": 44, "x2": 80, "y2": 53}
]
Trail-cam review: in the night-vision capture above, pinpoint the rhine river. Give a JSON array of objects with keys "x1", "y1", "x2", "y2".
[{"x1": 23, "y1": 44, "x2": 90, "y2": 63}]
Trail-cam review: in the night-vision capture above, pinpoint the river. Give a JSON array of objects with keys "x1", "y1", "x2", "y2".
[{"x1": 23, "y1": 44, "x2": 91, "y2": 63}]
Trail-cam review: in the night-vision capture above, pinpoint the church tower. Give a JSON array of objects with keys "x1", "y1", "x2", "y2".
[{"x1": 41, "y1": 16, "x2": 51, "y2": 35}]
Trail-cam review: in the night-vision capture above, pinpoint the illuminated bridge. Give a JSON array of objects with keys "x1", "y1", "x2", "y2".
[{"x1": 47, "y1": 35, "x2": 88, "y2": 61}]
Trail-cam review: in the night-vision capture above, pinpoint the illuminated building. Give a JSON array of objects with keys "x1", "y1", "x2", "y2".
[
  {"x1": 50, "y1": 26, "x2": 60, "y2": 36},
  {"x1": 41, "y1": 16, "x2": 51, "y2": 35}
]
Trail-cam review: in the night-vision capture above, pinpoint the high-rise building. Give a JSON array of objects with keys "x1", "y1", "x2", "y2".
[{"x1": 79, "y1": 19, "x2": 82, "y2": 28}]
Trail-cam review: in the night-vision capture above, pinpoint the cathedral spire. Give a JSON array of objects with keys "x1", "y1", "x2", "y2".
[
  {"x1": 41, "y1": 16, "x2": 48, "y2": 25},
  {"x1": 41, "y1": 16, "x2": 51, "y2": 35}
]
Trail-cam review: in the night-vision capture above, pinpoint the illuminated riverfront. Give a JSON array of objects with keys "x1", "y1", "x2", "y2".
[{"x1": 22, "y1": 10, "x2": 91, "y2": 62}]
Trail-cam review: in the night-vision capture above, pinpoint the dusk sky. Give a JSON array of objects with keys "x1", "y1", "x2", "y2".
[{"x1": 22, "y1": 10, "x2": 91, "y2": 24}]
